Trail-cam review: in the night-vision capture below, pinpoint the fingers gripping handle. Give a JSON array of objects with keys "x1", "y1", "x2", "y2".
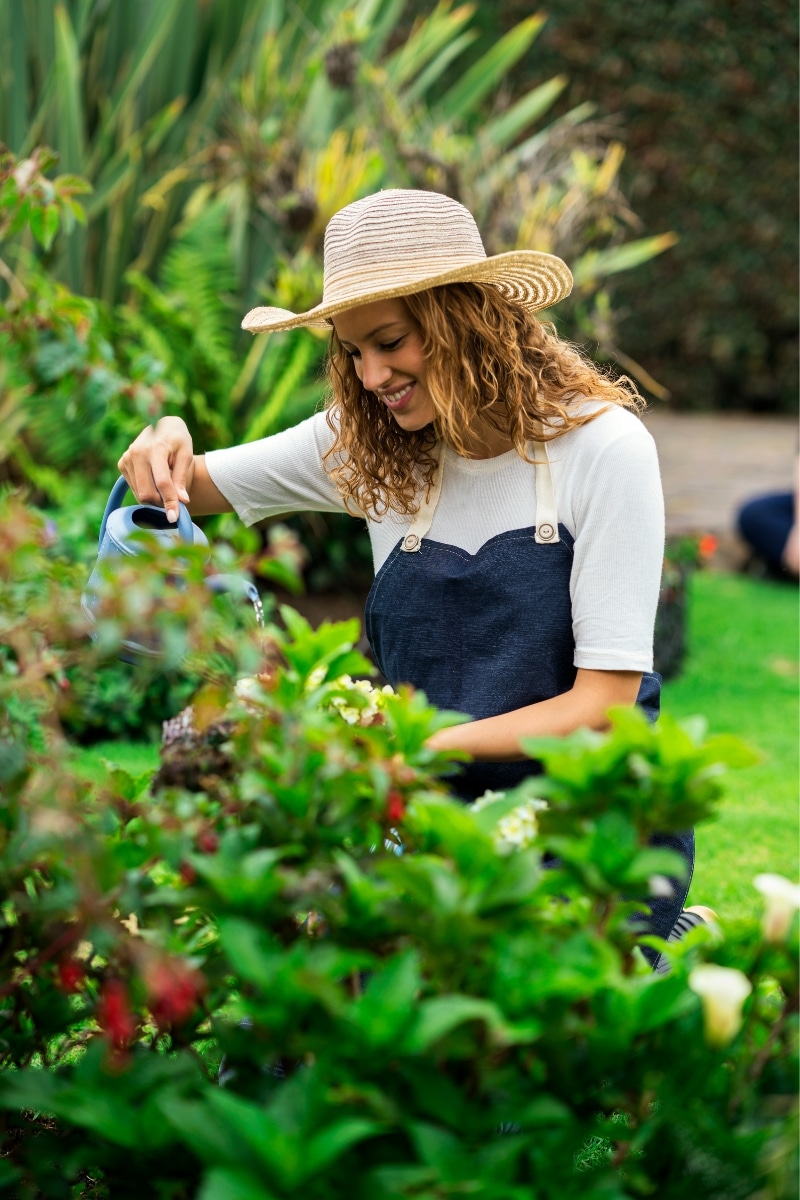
[{"x1": 99, "y1": 477, "x2": 195, "y2": 550}]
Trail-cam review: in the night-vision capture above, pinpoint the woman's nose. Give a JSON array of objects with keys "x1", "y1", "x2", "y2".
[{"x1": 359, "y1": 351, "x2": 392, "y2": 393}]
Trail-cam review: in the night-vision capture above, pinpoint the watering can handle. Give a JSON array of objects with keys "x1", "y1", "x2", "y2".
[{"x1": 98, "y1": 477, "x2": 195, "y2": 550}]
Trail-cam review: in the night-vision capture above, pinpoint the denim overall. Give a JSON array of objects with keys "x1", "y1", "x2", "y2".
[{"x1": 365, "y1": 439, "x2": 693, "y2": 942}]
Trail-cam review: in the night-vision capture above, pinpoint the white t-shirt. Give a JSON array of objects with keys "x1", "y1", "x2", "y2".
[{"x1": 205, "y1": 404, "x2": 665, "y2": 672}]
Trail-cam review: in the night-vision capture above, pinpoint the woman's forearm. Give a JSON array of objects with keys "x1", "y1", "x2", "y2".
[
  {"x1": 426, "y1": 668, "x2": 643, "y2": 760},
  {"x1": 186, "y1": 455, "x2": 234, "y2": 516}
]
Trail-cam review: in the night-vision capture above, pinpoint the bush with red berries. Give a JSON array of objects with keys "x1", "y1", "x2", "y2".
[{"x1": 0, "y1": 495, "x2": 797, "y2": 1199}]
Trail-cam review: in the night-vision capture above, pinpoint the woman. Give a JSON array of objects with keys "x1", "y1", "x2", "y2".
[{"x1": 120, "y1": 188, "x2": 700, "y2": 952}]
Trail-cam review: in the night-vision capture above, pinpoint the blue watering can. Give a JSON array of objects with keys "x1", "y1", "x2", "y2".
[{"x1": 82, "y1": 477, "x2": 261, "y2": 659}]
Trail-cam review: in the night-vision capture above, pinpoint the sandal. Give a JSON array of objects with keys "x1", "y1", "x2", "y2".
[{"x1": 653, "y1": 906, "x2": 718, "y2": 975}]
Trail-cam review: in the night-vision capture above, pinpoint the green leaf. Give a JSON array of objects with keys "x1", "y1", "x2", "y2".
[
  {"x1": 408, "y1": 1120, "x2": 463, "y2": 1172},
  {"x1": 402, "y1": 995, "x2": 539, "y2": 1054},
  {"x1": 572, "y1": 233, "x2": 679, "y2": 287},
  {"x1": 481, "y1": 75, "x2": 568, "y2": 153},
  {"x1": 403, "y1": 31, "x2": 478, "y2": 105},
  {"x1": 633, "y1": 974, "x2": 698, "y2": 1033},
  {"x1": 386, "y1": 3, "x2": 475, "y2": 89},
  {"x1": 700, "y1": 733, "x2": 760, "y2": 770},
  {"x1": 361, "y1": 0, "x2": 407, "y2": 61},
  {"x1": 305, "y1": 1116, "x2": 385, "y2": 1177},
  {"x1": 53, "y1": 4, "x2": 85, "y2": 171},
  {"x1": 436, "y1": 13, "x2": 547, "y2": 123},
  {"x1": 158, "y1": 1096, "x2": 243, "y2": 1169},
  {"x1": 85, "y1": 0, "x2": 185, "y2": 176},
  {"x1": 198, "y1": 1167, "x2": 278, "y2": 1200},
  {"x1": 28, "y1": 202, "x2": 60, "y2": 249},
  {"x1": 350, "y1": 950, "x2": 421, "y2": 1048}
]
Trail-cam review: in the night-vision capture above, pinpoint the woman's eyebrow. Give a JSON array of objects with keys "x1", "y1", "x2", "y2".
[{"x1": 338, "y1": 322, "x2": 404, "y2": 346}]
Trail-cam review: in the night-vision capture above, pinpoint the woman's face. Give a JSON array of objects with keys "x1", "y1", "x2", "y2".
[{"x1": 332, "y1": 298, "x2": 435, "y2": 432}]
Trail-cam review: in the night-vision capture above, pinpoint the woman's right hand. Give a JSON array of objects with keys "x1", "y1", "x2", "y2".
[{"x1": 118, "y1": 416, "x2": 195, "y2": 523}]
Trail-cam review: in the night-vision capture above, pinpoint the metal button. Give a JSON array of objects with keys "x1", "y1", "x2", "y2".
[
  {"x1": 538, "y1": 523, "x2": 554, "y2": 541},
  {"x1": 402, "y1": 533, "x2": 420, "y2": 551}
]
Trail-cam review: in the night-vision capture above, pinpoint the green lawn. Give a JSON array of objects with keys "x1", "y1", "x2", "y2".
[
  {"x1": 71, "y1": 572, "x2": 799, "y2": 923},
  {"x1": 663, "y1": 572, "x2": 799, "y2": 920},
  {"x1": 70, "y1": 739, "x2": 160, "y2": 783}
]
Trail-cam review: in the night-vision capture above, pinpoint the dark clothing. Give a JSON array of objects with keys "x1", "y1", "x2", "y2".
[
  {"x1": 737, "y1": 492, "x2": 794, "y2": 576},
  {"x1": 365, "y1": 443, "x2": 693, "y2": 946}
]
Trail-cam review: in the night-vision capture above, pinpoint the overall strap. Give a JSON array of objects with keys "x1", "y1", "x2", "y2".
[
  {"x1": 401, "y1": 441, "x2": 445, "y2": 553},
  {"x1": 400, "y1": 437, "x2": 560, "y2": 552},
  {"x1": 530, "y1": 439, "x2": 560, "y2": 544}
]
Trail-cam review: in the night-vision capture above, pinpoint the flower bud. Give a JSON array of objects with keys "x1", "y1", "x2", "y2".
[
  {"x1": 97, "y1": 979, "x2": 136, "y2": 1049},
  {"x1": 143, "y1": 957, "x2": 205, "y2": 1031},
  {"x1": 689, "y1": 964, "x2": 752, "y2": 1046},
  {"x1": 386, "y1": 790, "x2": 406, "y2": 824},
  {"x1": 57, "y1": 958, "x2": 85, "y2": 994},
  {"x1": 753, "y1": 873, "x2": 800, "y2": 943}
]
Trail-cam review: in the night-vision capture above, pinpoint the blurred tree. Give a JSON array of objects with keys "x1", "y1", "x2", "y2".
[
  {"x1": 455, "y1": 0, "x2": 798, "y2": 412},
  {"x1": 1, "y1": 0, "x2": 677, "y2": 460}
]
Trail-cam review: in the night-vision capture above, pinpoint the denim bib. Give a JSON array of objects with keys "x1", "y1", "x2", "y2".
[{"x1": 364, "y1": 439, "x2": 692, "y2": 940}]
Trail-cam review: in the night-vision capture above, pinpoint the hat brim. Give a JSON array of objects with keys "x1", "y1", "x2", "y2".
[{"x1": 241, "y1": 251, "x2": 573, "y2": 334}]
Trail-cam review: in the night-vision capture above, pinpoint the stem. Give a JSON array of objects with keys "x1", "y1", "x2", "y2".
[{"x1": 0, "y1": 255, "x2": 28, "y2": 302}]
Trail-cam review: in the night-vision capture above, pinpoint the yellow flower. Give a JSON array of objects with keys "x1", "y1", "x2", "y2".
[
  {"x1": 754, "y1": 873, "x2": 800, "y2": 943},
  {"x1": 688, "y1": 964, "x2": 752, "y2": 1046}
]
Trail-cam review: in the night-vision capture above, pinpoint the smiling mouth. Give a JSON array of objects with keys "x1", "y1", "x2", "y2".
[{"x1": 380, "y1": 382, "x2": 415, "y2": 408}]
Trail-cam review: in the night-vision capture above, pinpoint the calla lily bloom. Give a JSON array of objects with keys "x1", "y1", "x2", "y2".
[
  {"x1": 754, "y1": 873, "x2": 800, "y2": 943},
  {"x1": 689, "y1": 964, "x2": 752, "y2": 1046}
]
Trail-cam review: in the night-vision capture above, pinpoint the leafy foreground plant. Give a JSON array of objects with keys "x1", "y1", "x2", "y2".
[{"x1": 0, "y1": 503, "x2": 797, "y2": 1199}]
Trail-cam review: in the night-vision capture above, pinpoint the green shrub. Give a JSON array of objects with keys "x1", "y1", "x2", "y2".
[{"x1": 0, "y1": 494, "x2": 797, "y2": 1198}]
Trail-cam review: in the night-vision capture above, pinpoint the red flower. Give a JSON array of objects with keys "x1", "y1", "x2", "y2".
[
  {"x1": 144, "y1": 958, "x2": 205, "y2": 1031},
  {"x1": 178, "y1": 860, "x2": 197, "y2": 885},
  {"x1": 197, "y1": 829, "x2": 219, "y2": 854},
  {"x1": 57, "y1": 958, "x2": 85, "y2": 994},
  {"x1": 97, "y1": 979, "x2": 136, "y2": 1049},
  {"x1": 386, "y1": 790, "x2": 406, "y2": 824},
  {"x1": 699, "y1": 533, "x2": 718, "y2": 559}
]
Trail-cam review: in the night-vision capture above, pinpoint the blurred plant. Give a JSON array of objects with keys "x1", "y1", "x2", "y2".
[
  {"x1": 654, "y1": 533, "x2": 719, "y2": 680},
  {"x1": 2, "y1": 2, "x2": 678, "y2": 438},
  {"x1": 0, "y1": 146, "x2": 179, "y2": 505},
  {"x1": 0, "y1": 492, "x2": 796, "y2": 1197},
  {"x1": 498, "y1": 0, "x2": 798, "y2": 412}
]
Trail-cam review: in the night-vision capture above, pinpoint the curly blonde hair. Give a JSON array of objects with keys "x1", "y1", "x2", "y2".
[{"x1": 323, "y1": 282, "x2": 643, "y2": 517}]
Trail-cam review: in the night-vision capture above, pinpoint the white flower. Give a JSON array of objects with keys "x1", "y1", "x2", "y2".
[
  {"x1": 327, "y1": 675, "x2": 395, "y2": 726},
  {"x1": 482, "y1": 796, "x2": 551, "y2": 854},
  {"x1": 688, "y1": 964, "x2": 752, "y2": 1046},
  {"x1": 234, "y1": 676, "x2": 266, "y2": 706},
  {"x1": 306, "y1": 665, "x2": 328, "y2": 691},
  {"x1": 471, "y1": 790, "x2": 507, "y2": 812},
  {"x1": 754, "y1": 873, "x2": 800, "y2": 943},
  {"x1": 495, "y1": 804, "x2": 542, "y2": 853},
  {"x1": 471, "y1": 791, "x2": 548, "y2": 854}
]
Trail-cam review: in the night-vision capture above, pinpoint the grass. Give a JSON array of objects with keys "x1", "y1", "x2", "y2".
[
  {"x1": 663, "y1": 571, "x2": 799, "y2": 920},
  {"x1": 70, "y1": 572, "x2": 798, "y2": 923},
  {"x1": 69, "y1": 739, "x2": 159, "y2": 783}
]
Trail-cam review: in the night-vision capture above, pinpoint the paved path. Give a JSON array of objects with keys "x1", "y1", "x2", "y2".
[{"x1": 643, "y1": 410, "x2": 797, "y2": 563}]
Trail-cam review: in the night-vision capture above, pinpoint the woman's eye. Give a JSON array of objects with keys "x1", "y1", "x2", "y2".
[{"x1": 380, "y1": 337, "x2": 403, "y2": 351}]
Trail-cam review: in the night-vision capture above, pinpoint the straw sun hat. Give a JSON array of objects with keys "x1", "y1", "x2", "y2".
[{"x1": 241, "y1": 189, "x2": 573, "y2": 334}]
